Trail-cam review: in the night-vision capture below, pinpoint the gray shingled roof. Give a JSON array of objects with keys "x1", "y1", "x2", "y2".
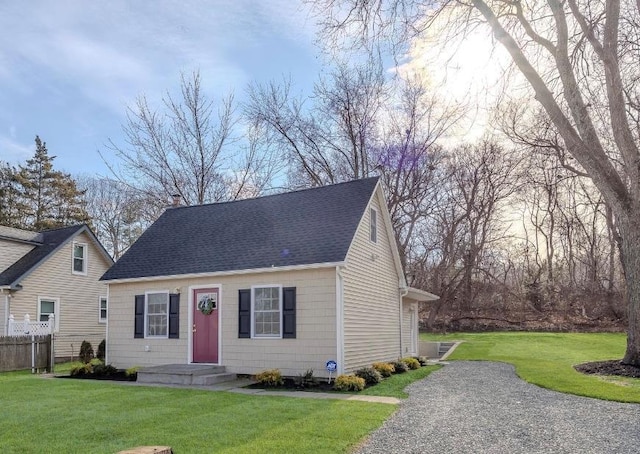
[
  {"x1": 101, "y1": 177, "x2": 380, "y2": 281},
  {"x1": 0, "y1": 224, "x2": 98, "y2": 288}
]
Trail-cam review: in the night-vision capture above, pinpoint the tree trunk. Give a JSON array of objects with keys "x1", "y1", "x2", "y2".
[{"x1": 617, "y1": 211, "x2": 640, "y2": 366}]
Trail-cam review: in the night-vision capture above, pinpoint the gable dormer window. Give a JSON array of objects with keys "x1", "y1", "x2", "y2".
[
  {"x1": 370, "y1": 208, "x2": 377, "y2": 243},
  {"x1": 72, "y1": 242, "x2": 87, "y2": 275}
]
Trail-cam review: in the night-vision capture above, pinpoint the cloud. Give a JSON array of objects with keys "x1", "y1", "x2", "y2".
[{"x1": 0, "y1": 134, "x2": 32, "y2": 164}]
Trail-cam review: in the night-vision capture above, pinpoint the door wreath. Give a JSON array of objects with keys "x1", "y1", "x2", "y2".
[{"x1": 197, "y1": 295, "x2": 217, "y2": 315}]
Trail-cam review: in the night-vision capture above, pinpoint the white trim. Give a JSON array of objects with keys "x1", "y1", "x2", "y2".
[
  {"x1": 105, "y1": 285, "x2": 110, "y2": 364},
  {"x1": 251, "y1": 284, "x2": 283, "y2": 339},
  {"x1": 102, "y1": 261, "x2": 345, "y2": 284},
  {"x1": 188, "y1": 284, "x2": 222, "y2": 365},
  {"x1": 335, "y1": 266, "x2": 345, "y2": 375},
  {"x1": 144, "y1": 290, "x2": 170, "y2": 338},
  {"x1": 72, "y1": 242, "x2": 88, "y2": 276},
  {"x1": 37, "y1": 296, "x2": 60, "y2": 332},
  {"x1": 98, "y1": 296, "x2": 108, "y2": 324}
]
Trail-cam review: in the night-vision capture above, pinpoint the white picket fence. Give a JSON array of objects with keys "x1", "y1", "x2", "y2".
[{"x1": 7, "y1": 314, "x2": 54, "y2": 336}]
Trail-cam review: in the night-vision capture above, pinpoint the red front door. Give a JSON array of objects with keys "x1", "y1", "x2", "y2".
[{"x1": 192, "y1": 288, "x2": 219, "y2": 363}]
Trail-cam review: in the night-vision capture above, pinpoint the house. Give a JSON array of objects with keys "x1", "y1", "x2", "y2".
[
  {"x1": 0, "y1": 224, "x2": 114, "y2": 359},
  {"x1": 101, "y1": 177, "x2": 438, "y2": 376}
]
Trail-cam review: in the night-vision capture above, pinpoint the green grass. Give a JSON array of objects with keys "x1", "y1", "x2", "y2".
[
  {"x1": 360, "y1": 365, "x2": 440, "y2": 398},
  {"x1": 0, "y1": 374, "x2": 395, "y2": 453},
  {"x1": 421, "y1": 331, "x2": 640, "y2": 403}
]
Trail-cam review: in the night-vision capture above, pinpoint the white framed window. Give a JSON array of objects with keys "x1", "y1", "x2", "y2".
[
  {"x1": 252, "y1": 285, "x2": 282, "y2": 338},
  {"x1": 370, "y1": 208, "x2": 377, "y2": 243},
  {"x1": 38, "y1": 297, "x2": 60, "y2": 332},
  {"x1": 99, "y1": 296, "x2": 107, "y2": 323},
  {"x1": 145, "y1": 292, "x2": 169, "y2": 337},
  {"x1": 72, "y1": 242, "x2": 87, "y2": 275}
]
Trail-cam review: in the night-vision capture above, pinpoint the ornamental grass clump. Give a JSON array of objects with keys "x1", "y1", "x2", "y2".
[
  {"x1": 402, "y1": 357, "x2": 421, "y2": 370},
  {"x1": 333, "y1": 374, "x2": 365, "y2": 392},
  {"x1": 354, "y1": 367, "x2": 382, "y2": 385},
  {"x1": 372, "y1": 362, "x2": 395, "y2": 377},
  {"x1": 416, "y1": 356, "x2": 429, "y2": 366},
  {"x1": 392, "y1": 360, "x2": 409, "y2": 374},
  {"x1": 254, "y1": 369, "x2": 284, "y2": 387}
]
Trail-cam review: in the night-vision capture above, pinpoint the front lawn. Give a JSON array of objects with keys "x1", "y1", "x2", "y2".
[
  {"x1": 421, "y1": 331, "x2": 640, "y2": 403},
  {"x1": 0, "y1": 373, "x2": 395, "y2": 453}
]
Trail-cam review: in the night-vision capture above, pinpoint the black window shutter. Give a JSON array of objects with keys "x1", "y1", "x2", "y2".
[
  {"x1": 238, "y1": 289, "x2": 251, "y2": 338},
  {"x1": 134, "y1": 294, "x2": 145, "y2": 338},
  {"x1": 282, "y1": 287, "x2": 296, "y2": 339},
  {"x1": 169, "y1": 293, "x2": 180, "y2": 339}
]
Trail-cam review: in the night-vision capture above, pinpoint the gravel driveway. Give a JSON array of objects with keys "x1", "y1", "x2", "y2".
[{"x1": 356, "y1": 361, "x2": 640, "y2": 454}]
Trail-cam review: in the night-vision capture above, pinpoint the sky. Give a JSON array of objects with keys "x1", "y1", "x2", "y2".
[{"x1": 0, "y1": 1, "x2": 322, "y2": 177}]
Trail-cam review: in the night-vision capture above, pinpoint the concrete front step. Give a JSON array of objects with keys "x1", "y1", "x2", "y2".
[{"x1": 137, "y1": 364, "x2": 236, "y2": 386}]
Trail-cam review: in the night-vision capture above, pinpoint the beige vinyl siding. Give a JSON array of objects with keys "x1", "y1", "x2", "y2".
[
  {"x1": 0, "y1": 239, "x2": 34, "y2": 273},
  {"x1": 342, "y1": 187, "x2": 402, "y2": 372},
  {"x1": 107, "y1": 267, "x2": 337, "y2": 377},
  {"x1": 8, "y1": 232, "x2": 110, "y2": 358}
]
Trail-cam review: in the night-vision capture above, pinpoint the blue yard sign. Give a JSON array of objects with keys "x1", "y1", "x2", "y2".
[{"x1": 326, "y1": 360, "x2": 337, "y2": 383}]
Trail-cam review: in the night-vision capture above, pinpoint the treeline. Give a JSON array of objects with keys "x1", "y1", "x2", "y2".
[{"x1": 1, "y1": 65, "x2": 625, "y2": 331}]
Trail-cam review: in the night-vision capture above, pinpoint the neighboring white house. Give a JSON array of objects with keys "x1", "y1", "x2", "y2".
[
  {"x1": 0, "y1": 224, "x2": 114, "y2": 359},
  {"x1": 101, "y1": 177, "x2": 438, "y2": 376}
]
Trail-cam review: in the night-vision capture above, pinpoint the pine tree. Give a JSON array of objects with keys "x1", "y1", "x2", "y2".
[
  {"x1": 0, "y1": 161, "x2": 22, "y2": 227},
  {"x1": 12, "y1": 136, "x2": 89, "y2": 230}
]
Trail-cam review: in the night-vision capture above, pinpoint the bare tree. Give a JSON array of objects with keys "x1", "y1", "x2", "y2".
[
  {"x1": 103, "y1": 70, "x2": 272, "y2": 210},
  {"x1": 245, "y1": 57, "x2": 386, "y2": 186},
  {"x1": 312, "y1": 0, "x2": 640, "y2": 365},
  {"x1": 79, "y1": 176, "x2": 153, "y2": 259}
]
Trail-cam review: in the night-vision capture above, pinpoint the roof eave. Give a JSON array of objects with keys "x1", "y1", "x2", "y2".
[
  {"x1": 102, "y1": 260, "x2": 346, "y2": 284},
  {"x1": 404, "y1": 286, "x2": 440, "y2": 302}
]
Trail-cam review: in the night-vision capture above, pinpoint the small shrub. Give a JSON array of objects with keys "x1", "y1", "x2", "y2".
[
  {"x1": 392, "y1": 361, "x2": 409, "y2": 373},
  {"x1": 92, "y1": 363, "x2": 118, "y2": 377},
  {"x1": 125, "y1": 366, "x2": 139, "y2": 378},
  {"x1": 372, "y1": 362, "x2": 395, "y2": 377},
  {"x1": 254, "y1": 369, "x2": 284, "y2": 387},
  {"x1": 333, "y1": 374, "x2": 365, "y2": 392},
  {"x1": 96, "y1": 339, "x2": 106, "y2": 361},
  {"x1": 78, "y1": 340, "x2": 94, "y2": 363},
  {"x1": 402, "y1": 357, "x2": 420, "y2": 370},
  {"x1": 416, "y1": 356, "x2": 429, "y2": 367},
  {"x1": 294, "y1": 369, "x2": 318, "y2": 389},
  {"x1": 354, "y1": 367, "x2": 382, "y2": 385},
  {"x1": 70, "y1": 362, "x2": 92, "y2": 377}
]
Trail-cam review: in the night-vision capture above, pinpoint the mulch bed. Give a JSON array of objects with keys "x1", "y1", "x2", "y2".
[
  {"x1": 59, "y1": 371, "x2": 137, "y2": 381},
  {"x1": 574, "y1": 360, "x2": 640, "y2": 378},
  {"x1": 246, "y1": 377, "x2": 338, "y2": 392}
]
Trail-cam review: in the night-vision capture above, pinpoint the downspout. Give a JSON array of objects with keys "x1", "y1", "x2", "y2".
[
  {"x1": 399, "y1": 286, "x2": 409, "y2": 358},
  {"x1": 336, "y1": 266, "x2": 345, "y2": 374}
]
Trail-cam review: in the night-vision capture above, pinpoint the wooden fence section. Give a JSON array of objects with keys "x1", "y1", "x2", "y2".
[{"x1": 0, "y1": 335, "x2": 52, "y2": 372}]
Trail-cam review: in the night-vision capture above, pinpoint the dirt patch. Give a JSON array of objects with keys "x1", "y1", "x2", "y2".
[{"x1": 574, "y1": 360, "x2": 640, "y2": 379}]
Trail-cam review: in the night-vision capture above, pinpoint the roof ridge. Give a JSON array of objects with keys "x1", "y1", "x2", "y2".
[{"x1": 167, "y1": 176, "x2": 380, "y2": 212}]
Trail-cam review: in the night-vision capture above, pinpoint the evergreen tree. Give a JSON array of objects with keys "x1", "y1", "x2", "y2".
[
  {"x1": 12, "y1": 136, "x2": 89, "y2": 230},
  {"x1": 0, "y1": 161, "x2": 21, "y2": 227}
]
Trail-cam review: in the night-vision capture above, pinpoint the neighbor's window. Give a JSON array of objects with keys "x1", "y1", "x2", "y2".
[
  {"x1": 146, "y1": 292, "x2": 168, "y2": 337},
  {"x1": 38, "y1": 297, "x2": 59, "y2": 332},
  {"x1": 370, "y1": 208, "x2": 377, "y2": 243},
  {"x1": 72, "y1": 243, "x2": 87, "y2": 274},
  {"x1": 253, "y1": 286, "x2": 281, "y2": 338},
  {"x1": 99, "y1": 297, "x2": 107, "y2": 323}
]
